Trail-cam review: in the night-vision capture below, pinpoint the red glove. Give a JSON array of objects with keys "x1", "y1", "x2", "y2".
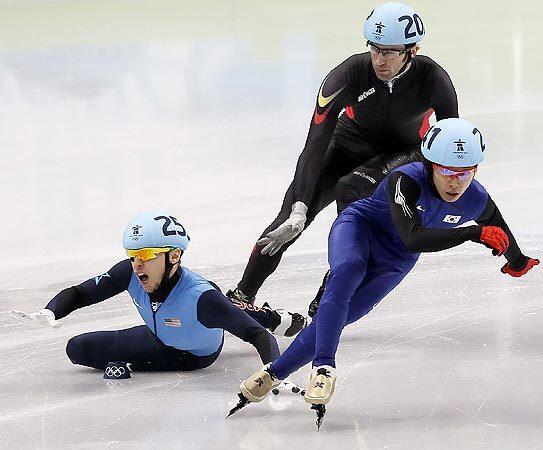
[
  {"x1": 479, "y1": 226, "x2": 509, "y2": 256},
  {"x1": 501, "y1": 257, "x2": 539, "y2": 277}
]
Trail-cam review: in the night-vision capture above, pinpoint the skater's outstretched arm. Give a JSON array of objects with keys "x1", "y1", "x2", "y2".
[
  {"x1": 386, "y1": 172, "x2": 523, "y2": 261},
  {"x1": 197, "y1": 290, "x2": 280, "y2": 364},
  {"x1": 475, "y1": 197, "x2": 539, "y2": 276},
  {"x1": 11, "y1": 259, "x2": 132, "y2": 327},
  {"x1": 45, "y1": 259, "x2": 132, "y2": 319},
  {"x1": 388, "y1": 171, "x2": 538, "y2": 274},
  {"x1": 24, "y1": 260, "x2": 130, "y2": 320}
]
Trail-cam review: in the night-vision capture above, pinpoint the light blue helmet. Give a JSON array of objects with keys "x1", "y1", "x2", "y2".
[
  {"x1": 364, "y1": 2, "x2": 425, "y2": 46},
  {"x1": 123, "y1": 211, "x2": 190, "y2": 251},
  {"x1": 421, "y1": 118, "x2": 486, "y2": 167}
]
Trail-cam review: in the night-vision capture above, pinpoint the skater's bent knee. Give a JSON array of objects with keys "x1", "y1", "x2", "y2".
[
  {"x1": 66, "y1": 335, "x2": 87, "y2": 365},
  {"x1": 324, "y1": 261, "x2": 365, "y2": 301}
]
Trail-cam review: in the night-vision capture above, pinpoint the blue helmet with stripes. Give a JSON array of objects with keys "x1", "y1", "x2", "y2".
[
  {"x1": 123, "y1": 211, "x2": 190, "y2": 251},
  {"x1": 364, "y1": 2, "x2": 425, "y2": 46},
  {"x1": 421, "y1": 118, "x2": 485, "y2": 167}
]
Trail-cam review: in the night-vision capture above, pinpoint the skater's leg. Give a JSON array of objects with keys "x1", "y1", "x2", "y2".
[
  {"x1": 66, "y1": 325, "x2": 222, "y2": 371},
  {"x1": 308, "y1": 147, "x2": 423, "y2": 316},
  {"x1": 344, "y1": 263, "x2": 416, "y2": 326},
  {"x1": 304, "y1": 254, "x2": 415, "y2": 409},
  {"x1": 230, "y1": 298, "x2": 307, "y2": 337},
  {"x1": 335, "y1": 147, "x2": 423, "y2": 212},
  {"x1": 270, "y1": 213, "x2": 371, "y2": 379},
  {"x1": 307, "y1": 270, "x2": 330, "y2": 317},
  {"x1": 235, "y1": 183, "x2": 295, "y2": 298},
  {"x1": 270, "y1": 321, "x2": 317, "y2": 379},
  {"x1": 312, "y1": 253, "x2": 418, "y2": 368},
  {"x1": 313, "y1": 216, "x2": 370, "y2": 367},
  {"x1": 306, "y1": 168, "x2": 380, "y2": 316}
]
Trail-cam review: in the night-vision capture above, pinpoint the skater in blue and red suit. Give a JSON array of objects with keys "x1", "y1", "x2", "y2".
[{"x1": 231, "y1": 118, "x2": 539, "y2": 425}]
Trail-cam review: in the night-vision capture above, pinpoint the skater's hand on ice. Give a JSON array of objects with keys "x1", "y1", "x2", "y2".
[
  {"x1": 479, "y1": 226, "x2": 509, "y2": 256},
  {"x1": 10, "y1": 308, "x2": 61, "y2": 328},
  {"x1": 501, "y1": 256, "x2": 539, "y2": 278},
  {"x1": 258, "y1": 202, "x2": 308, "y2": 256}
]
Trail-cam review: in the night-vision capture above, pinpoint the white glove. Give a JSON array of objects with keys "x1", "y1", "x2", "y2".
[
  {"x1": 258, "y1": 202, "x2": 308, "y2": 256},
  {"x1": 10, "y1": 308, "x2": 61, "y2": 329}
]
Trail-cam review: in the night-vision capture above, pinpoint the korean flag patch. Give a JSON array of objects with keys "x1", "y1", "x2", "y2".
[{"x1": 443, "y1": 215, "x2": 461, "y2": 224}]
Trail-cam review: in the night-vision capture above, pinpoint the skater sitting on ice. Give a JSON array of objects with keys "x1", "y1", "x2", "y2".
[
  {"x1": 11, "y1": 212, "x2": 307, "y2": 374},
  {"x1": 229, "y1": 118, "x2": 539, "y2": 428}
]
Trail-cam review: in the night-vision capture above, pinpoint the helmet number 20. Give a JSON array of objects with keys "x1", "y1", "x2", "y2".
[
  {"x1": 154, "y1": 215, "x2": 188, "y2": 238},
  {"x1": 398, "y1": 14, "x2": 424, "y2": 39}
]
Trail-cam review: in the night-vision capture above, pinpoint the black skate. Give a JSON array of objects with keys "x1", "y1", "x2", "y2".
[
  {"x1": 307, "y1": 270, "x2": 330, "y2": 317},
  {"x1": 265, "y1": 302, "x2": 307, "y2": 337},
  {"x1": 226, "y1": 287, "x2": 256, "y2": 306}
]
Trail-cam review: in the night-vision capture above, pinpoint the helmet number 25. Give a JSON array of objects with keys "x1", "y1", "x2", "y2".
[
  {"x1": 154, "y1": 215, "x2": 188, "y2": 238},
  {"x1": 398, "y1": 14, "x2": 424, "y2": 39}
]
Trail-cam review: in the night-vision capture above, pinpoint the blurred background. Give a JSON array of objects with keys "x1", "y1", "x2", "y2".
[
  {"x1": 0, "y1": 0, "x2": 541, "y2": 287},
  {"x1": 0, "y1": 1, "x2": 542, "y2": 448}
]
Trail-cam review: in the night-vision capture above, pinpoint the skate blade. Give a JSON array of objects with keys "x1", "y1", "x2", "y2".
[
  {"x1": 311, "y1": 404, "x2": 326, "y2": 431},
  {"x1": 226, "y1": 393, "x2": 250, "y2": 418}
]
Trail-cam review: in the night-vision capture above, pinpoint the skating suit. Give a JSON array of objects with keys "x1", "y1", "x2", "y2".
[{"x1": 271, "y1": 162, "x2": 523, "y2": 378}]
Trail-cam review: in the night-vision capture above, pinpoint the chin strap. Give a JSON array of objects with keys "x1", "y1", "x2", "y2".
[
  {"x1": 157, "y1": 250, "x2": 181, "y2": 291},
  {"x1": 398, "y1": 59, "x2": 411, "y2": 75}
]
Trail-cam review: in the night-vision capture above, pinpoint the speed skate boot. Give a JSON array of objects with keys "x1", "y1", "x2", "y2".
[
  {"x1": 307, "y1": 270, "x2": 330, "y2": 318},
  {"x1": 240, "y1": 363, "x2": 281, "y2": 402},
  {"x1": 226, "y1": 287, "x2": 256, "y2": 306},
  {"x1": 227, "y1": 364, "x2": 282, "y2": 417},
  {"x1": 265, "y1": 302, "x2": 308, "y2": 337},
  {"x1": 304, "y1": 365, "x2": 336, "y2": 430},
  {"x1": 304, "y1": 365, "x2": 336, "y2": 405}
]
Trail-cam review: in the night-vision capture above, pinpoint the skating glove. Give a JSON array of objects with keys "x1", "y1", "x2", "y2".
[
  {"x1": 479, "y1": 226, "x2": 509, "y2": 256},
  {"x1": 501, "y1": 256, "x2": 539, "y2": 277},
  {"x1": 10, "y1": 308, "x2": 61, "y2": 328},
  {"x1": 258, "y1": 202, "x2": 308, "y2": 256}
]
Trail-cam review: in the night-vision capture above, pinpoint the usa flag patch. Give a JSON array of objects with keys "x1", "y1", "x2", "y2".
[{"x1": 164, "y1": 318, "x2": 181, "y2": 327}]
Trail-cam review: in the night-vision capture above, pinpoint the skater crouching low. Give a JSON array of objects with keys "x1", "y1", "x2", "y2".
[{"x1": 229, "y1": 118, "x2": 539, "y2": 428}]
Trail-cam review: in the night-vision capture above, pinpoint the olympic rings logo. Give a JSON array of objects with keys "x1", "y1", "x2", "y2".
[{"x1": 105, "y1": 366, "x2": 126, "y2": 378}]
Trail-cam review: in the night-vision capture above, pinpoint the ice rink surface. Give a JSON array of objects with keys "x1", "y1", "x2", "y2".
[{"x1": 0, "y1": 0, "x2": 542, "y2": 448}]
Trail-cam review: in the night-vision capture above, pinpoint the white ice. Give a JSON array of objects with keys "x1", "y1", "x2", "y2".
[{"x1": 0, "y1": 1, "x2": 542, "y2": 449}]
